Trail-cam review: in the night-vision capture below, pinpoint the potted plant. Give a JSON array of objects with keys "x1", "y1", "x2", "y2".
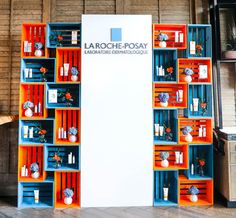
[
  {"x1": 34, "y1": 42, "x2": 43, "y2": 57},
  {"x1": 183, "y1": 68, "x2": 193, "y2": 83},
  {"x1": 158, "y1": 93, "x2": 169, "y2": 107},
  {"x1": 182, "y1": 126, "x2": 193, "y2": 143},
  {"x1": 71, "y1": 66, "x2": 79, "y2": 82},
  {"x1": 40, "y1": 67, "x2": 48, "y2": 82},
  {"x1": 30, "y1": 162, "x2": 40, "y2": 179},
  {"x1": 49, "y1": 32, "x2": 63, "y2": 47},
  {"x1": 68, "y1": 127, "x2": 78, "y2": 143},
  {"x1": 160, "y1": 151, "x2": 169, "y2": 168},
  {"x1": 23, "y1": 100, "x2": 34, "y2": 117},
  {"x1": 157, "y1": 33, "x2": 168, "y2": 48},
  {"x1": 64, "y1": 188, "x2": 74, "y2": 205},
  {"x1": 188, "y1": 185, "x2": 199, "y2": 203}
]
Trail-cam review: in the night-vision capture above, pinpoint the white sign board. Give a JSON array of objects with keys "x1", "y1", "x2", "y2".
[{"x1": 81, "y1": 15, "x2": 153, "y2": 207}]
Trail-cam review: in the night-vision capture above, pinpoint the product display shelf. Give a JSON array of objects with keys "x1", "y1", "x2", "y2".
[
  {"x1": 21, "y1": 23, "x2": 48, "y2": 58},
  {"x1": 154, "y1": 170, "x2": 178, "y2": 206},
  {"x1": 153, "y1": 24, "x2": 187, "y2": 49},
  {"x1": 153, "y1": 48, "x2": 177, "y2": 82},
  {"x1": 178, "y1": 117, "x2": 213, "y2": 144},
  {"x1": 153, "y1": 144, "x2": 188, "y2": 170},
  {"x1": 186, "y1": 24, "x2": 212, "y2": 58},
  {"x1": 47, "y1": 23, "x2": 81, "y2": 48},
  {"x1": 178, "y1": 58, "x2": 212, "y2": 83},
  {"x1": 184, "y1": 84, "x2": 213, "y2": 118},
  {"x1": 18, "y1": 145, "x2": 46, "y2": 182},
  {"x1": 21, "y1": 58, "x2": 56, "y2": 83},
  {"x1": 56, "y1": 48, "x2": 81, "y2": 83},
  {"x1": 185, "y1": 144, "x2": 213, "y2": 180},
  {"x1": 178, "y1": 175, "x2": 213, "y2": 206},
  {"x1": 153, "y1": 83, "x2": 188, "y2": 108},
  {"x1": 55, "y1": 109, "x2": 80, "y2": 145},
  {"x1": 54, "y1": 171, "x2": 80, "y2": 208}
]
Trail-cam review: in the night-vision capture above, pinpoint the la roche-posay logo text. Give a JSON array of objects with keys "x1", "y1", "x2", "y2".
[{"x1": 84, "y1": 28, "x2": 148, "y2": 55}]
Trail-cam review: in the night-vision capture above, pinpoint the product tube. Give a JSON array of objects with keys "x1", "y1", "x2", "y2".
[
  {"x1": 199, "y1": 126, "x2": 203, "y2": 137},
  {"x1": 193, "y1": 98, "x2": 199, "y2": 112},
  {"x1": 176, "y1": 91, "x2": 179, "y2": 102},
  {"x1": 34, "y1": 190, "x2": 39, "y2": 204},
  {"x1": 163, "y1": 187, "x2": 169, "y2": 201},
  {"x1": 38, "y1": 102, "x2": 41, "y2": 114},
  {"x1": 175, "y1": 31, "x2": 179, "y2": 42},
  {"x1": 203, "y1": 126, "x2": 206, "y2": 137},
  {"x1": 175, "y1": 151, "x2": 180, "y2": 164},
  {"x1": 24, "y1": 41, "x2": 28, "y2": 53},
  {"x1": 159, "y1": 126, "x2": 164, "y2": 137},
  {"x1": 58, "y1": 127, "x2": 61, "y2": 139},
  {"x1": 21, "y1": 165, "x2": 26, "y2": 177},
  {"x1": 60, "y1": 66, "x2": 64, "y2": 76},
  {"x1": 61, "y1": 128, "x2": 64, "y2": 139},
  {"x1": 23, "y1": 126, "x2": 28, "y2": 138},
  {"x1": 25, "y1": 166, "x2": 28, "y2": 177},
  {"x1": 63, "y1": 130, "x2": 67, "y2": 139},
  {"x1": 24, "y1": 68, "x2": 29, "y2": 79},
  {"x1": 72, "y1": 155, "x2": 75, "y2": 164},
  {"x1": 154, "y1": 124, "x2": 160, "y2": 136},
  {"x1": 178, "y1": 90, "x2": 183, "y2": 102},
  {"x1": 63, "y1": 63, "x2": 69, "y2": 77},
  {"x1": 29, "y1": 68, "x2": 33, "y2": 78},
  {"x1": 159, "y1": 66, "x2": 163, "y2": 76},
  {"x1": 156, "y1": 66, "x2": 159, "y2": 76},
  {"x1": 190, "y1": 104, "x2": 193, "y2": 112},
  {"x1": 191, "y1": 163, "x2": 194, "y2": 175},
  {"x1": 179, "y1": 152, "x2": 183, "y2": 164},
  {"x1": 29, "y1": 127, "x2": 34, "y2": 139}
]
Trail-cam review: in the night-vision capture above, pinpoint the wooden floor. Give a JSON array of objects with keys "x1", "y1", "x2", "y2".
[{"x1": 0, "y1": 198, "x2": 236, "y2": 218}]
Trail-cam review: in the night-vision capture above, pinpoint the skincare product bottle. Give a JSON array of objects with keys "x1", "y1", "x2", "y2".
[
  {"x1": 24, "y1": 41, "x2": 28, "y2": 53},
  {"x1": 71, "y1": 30, "x2": 78, "y2": 44},
  {"x1": 38, "y1": 102, "x2": 41, "y2": 114},
  {"x1": 29, "y1": 127, "x2": 34, "y2": 139},
  {"x1": 34, "y1": 190, "x2": 39, "y2": 204},
  {"x1": 179, "y1": 33, "x2": 184, "y2": 43},
  {"x1": 29, "y1": 68, "x2": 33, "y2": 78},
  {"x1": 193, "y1": 98, "x2": 199, "y2": 112},
  {"x1": 72, "y1": 155, "x2": 75, "y2": 164},
  {"x1": 25, "y1": 166, "x2": 28, "y2": 177},
  {"x1": 23, "y1": 126, "x2": 29, "y2": 138},
  {"x1": 203, "y1": 126, "x2": 206, "y2": 137},
  {"x1": 159, "y1": 126, "x2": 164, "y2": 137},
  {"x1": 60, "y1": 66, "x2": 64, "y2": 76},
  {"x1": 175, "y1": 31, "x2": 179, "y2": 42},
  {"x1": 176, "y1": 91, "x2": 179, "y2": 102},
  {"x1": 34, "y1": 105, "x2": 38, "y2": 114},
  {"x1": 159, "y1": 66, "x2": 163, "y2": 76},
  {"x1": 178, "y1": 90, "x2": 183, "y2": 102},
  {"x1": 154, "y1": 124, "x2": 160, "y2": 136},
  {"x1": 190, "y1": 104, "x2": 193, "y2": 112},
  {"x1": 61, "y1": 128, "x2": 64, "y2": 139},
  {"x1": 58, "y1": 127, "x2": 61, "y2": 139},
  {"x1": 175, "y1": 151, "x2": 180, "y2": 164},
  {"x1": 162, "y1": 69, "x2": 165, "y2": 76},
  {"x1": 179, "y1": 152, "x2": 183, "y2": 164},
  {"x1": 63, "y1": 63, "x2": 69, "y2": 77},
  {"x1": 63, "y1": 130, "x2": 67, "y2": 139},
  {"x1": 24, "y1": 68, "x2": 29, "y2": 79},
  {"x1": 68, "y1": 152, "x2": 72, "y2": 164},
  {"x1": 191, "y1": 163, "x2": 194, "y2": 175},
  {"x1": 190, "y1": 41, "x2": 196, "y2": 55},
  {"x1": 199, "y1": 126, "x2": 203, "y2": 137},
  {"x1": 163, "y1": 187, "x2": 169, "y2": 201},
  {"x1": 21, "y1": 165, "x2": 26, "y2": 177}
]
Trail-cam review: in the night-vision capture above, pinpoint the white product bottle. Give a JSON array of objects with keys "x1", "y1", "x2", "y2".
[
  {"x1": 29, "y1": 127, "x2": 34, "y2": 138},
  {"x1": 58, "y1": 127, "x2": 61, "y2": 139},
  {"x1": 191, "y1": 163, "x2": 194, "y2": 175}
]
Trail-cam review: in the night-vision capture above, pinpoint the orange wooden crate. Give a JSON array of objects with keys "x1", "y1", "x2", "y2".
[
  {"x1": 153, "y1": 83, "x2": 188, "y2": 108},
  {"x1": 18, "y1": 145, "x2": 46, "y2": 182},
  {"x1": 56, "y1": 48, "x2": 81, "y2": 83},
  {"x1": 178, "y1": 175, "x2": 213, "y2": 206},
  {"x1": 19, "y1": 83, "x2": 47, "y2": 119},
  {"x1": 178, "y1": 117, "x2": 213, "y2": 144},
  {"x1": 153, "y1": 144, "x2": 188, "y2": 170},
  {"x1": 54, "y1": 171, "x2": 80, "y2": 208},
  {"x1": 21, "y1": 23, "x2": 48, "y2": 58},
  {"x1": 178, "y1": 58, "x2": 212, "y2": 83},
  {"x1": 153, "y1": 24, "x2": 187, "y2": 49},
  {"x1": 55, "y1": 109, "x2": 80, "y2": 145}
]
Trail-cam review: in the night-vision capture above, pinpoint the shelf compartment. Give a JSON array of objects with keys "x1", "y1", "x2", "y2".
[
  {"x1": 184, "y1": 84, "x2": 213, "y2": 118},
  {"x1": 154, "y1": 170, "x2": 178, "y2": 206},
  {"x1": 153, "y1": 24, "x2": 187, "y2": 49},
  {"x1": 153, "y1": 49, "x2": 177, "y2": 82},
  {"x1": 21, "y1": 23, "x2": 48, "y2": 58},
  {"x1": 46, "y1": 83, "x2": 80, "y2": 108},
  {"x1": 56, "y1": 48, "x2": 81, "y2": 83},
  {"x1": 153, "y1": 144, "x2": 188, "y2": 170},
  {"x1": 153, "y1": 83, "x2": 187, "y2": 108},
  {"x1": 178, "y1": 175, "x2": 213, "y2": 206},
  {"x1": 55, "y1": 109, "x2": 80, "y2": 145},
  {"x1": 47, "y1": 23, "x2": 81, "y2": 48},
  {"x1": 19, "y1": 83, "x2": 47, "y2": 119},
  {"x1": 178, "y1": 117, "x2": 213, "y2": 144},
  {"x1": 45, "y1": 145, "x2": 80, "y2": 171},
  {"x1": 21, "y1": 58, "x2": 56, "y2": 83},
  {"x1": 185, "y1": 144, "x2": 213, "y2": 180},
  {"x1": 55, "y1": 171, "x2": 80, "y2": 208},
  {"x1": 153, "y1": 109, "x2": 178, "y2": 144},
  {"x1": 18, "y1": 181, "x2": 53, "y2": 208},
  {"x1": 19, "y1": 119, "x2": 54, "y2": 145},
  {"x1": 178, "y1": 58, "x2": 212, "y2": 83},
  {"x1": 186, "y1": 24, "x2": 212, "y2": 58}
]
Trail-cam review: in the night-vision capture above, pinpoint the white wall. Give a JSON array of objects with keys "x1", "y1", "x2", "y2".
[{"x1": 81, "y1": 15, "x2": 153, "y2": 207}]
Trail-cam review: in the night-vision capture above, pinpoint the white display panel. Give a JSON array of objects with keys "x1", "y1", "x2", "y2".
[{"x1": 81, "y1": 15, "x2": 153, "y2": 207}]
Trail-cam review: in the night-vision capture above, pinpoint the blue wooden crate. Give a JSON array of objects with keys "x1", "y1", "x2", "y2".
[
  {"x1": 19, "y1": 118, "x2": 54, "y2": 145},
  {"x1": 153, "y1": 49, "x2": 177, "y2": 82},
  {"x1": 44, "y1": 145, "x2": 80, "y2": 171},
  {"x1": 46, "y1": 83, "x2": 80, "y2": 108},
  {"x1": 21, "y1": 58, "x2": 56, "y2": 83},
  {"x1": 18, "y1": 181, "x2": 54, "y2": 208},
  {"x1": 154, "y1": 170, "x2": 178, "y2": 206},
  {"x1": 184, "y1": 84, "x2": 212, "y2": 118},
  {"x1": 186, "y1": 24, "x2": 212, "y2": 58},
  {"x1": 47, "y1": 23, "x2": 81, "y2": 48},
  {"x1": 153, "y1": 109, "x2": 178, "y2": 144},
  {"x1": 185, "y1": 144, "x2": 213, "y2": 180}
]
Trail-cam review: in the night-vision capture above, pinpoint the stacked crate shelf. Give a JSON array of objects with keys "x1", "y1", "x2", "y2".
[
  {"x1": 152, "y1": 24, "x2": 213, "y2": 206},
  {"x1": 18, "y1": 23, "x2": 81, "y2": 208}
]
